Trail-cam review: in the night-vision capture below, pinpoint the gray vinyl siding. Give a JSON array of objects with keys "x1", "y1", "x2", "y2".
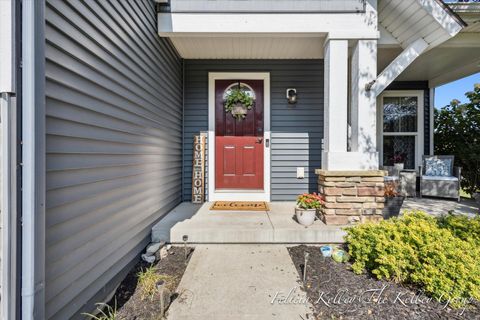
[
  {"x1": 183, "y1": 60, "x2": 324, "y2": 201},
  {"x1": 45, "y1": 1, "x2": 182, "y2": 319}
]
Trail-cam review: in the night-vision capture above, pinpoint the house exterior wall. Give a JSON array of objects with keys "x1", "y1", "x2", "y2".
[
  {"x1": 183, "y1": 60, "x2": 324, "y2": 201},
  {"x1": 385, "y1": 81, "x2": 431, "y2": 155},
  {"x1": 44, "y1": 0, "x2": 182, "y2": 318}
]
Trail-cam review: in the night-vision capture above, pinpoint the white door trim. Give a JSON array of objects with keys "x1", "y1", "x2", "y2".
[
  {"x1": 208, "y1": 72, "x2": 271, "y2": 202},
  {"x1": 377, "y1": 90, "x2": 424, "y2": 169}
]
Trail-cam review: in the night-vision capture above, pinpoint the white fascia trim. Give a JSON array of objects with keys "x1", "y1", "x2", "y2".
[
  {"x1": 417, "y1": 0, "x2": 464, "y2": 37},
  {"x1": 373, "y1": 38, "x2": 429, "y2": 97},
  {"x1": 208, "y1": 72, "x2": 271, "y2": 202},
  {"x1": 159, "y1": 13, "x2": 379, "y2": 39}
]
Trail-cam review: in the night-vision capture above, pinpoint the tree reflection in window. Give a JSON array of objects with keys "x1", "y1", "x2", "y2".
[
  {"x1": 223, "y1": 82, "x2": 256, "y2": 100},
  {"x1": 383, "y1": 97, "x2": 418, "y2": 133}
]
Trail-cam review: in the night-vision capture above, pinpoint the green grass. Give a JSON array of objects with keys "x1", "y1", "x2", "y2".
[
  {"x1": 137, "y1": 266, "x2": 176, "y2": 301},
  {"x1": 460, "y1": 189, "x2": 471, "y2": 199},
  {"x1": 82, "y1": 302, "x2": 117, "y2": 320}
]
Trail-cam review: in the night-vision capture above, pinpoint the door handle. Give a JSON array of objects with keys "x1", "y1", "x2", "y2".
[{"x1": 256, "y1": 137, "x2": 263, "y2": 144}]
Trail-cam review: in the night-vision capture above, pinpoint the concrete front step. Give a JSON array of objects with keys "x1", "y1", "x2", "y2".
[{"x1": 152, "y1": 202, "x2": 347, "y2": 244}]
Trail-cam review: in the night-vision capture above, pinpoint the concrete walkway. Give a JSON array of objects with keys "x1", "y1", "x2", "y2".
[
  {"x1": 402, "y1": 197, "x2": 479, "y2": 217},
  {"x1": 167, "y1": 245, "x2": 313, "y2": 320}
]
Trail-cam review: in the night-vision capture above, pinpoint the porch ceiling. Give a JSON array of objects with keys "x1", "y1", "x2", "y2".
[
  {"x1": 169, "y1": 35, "x2": 326, "y2": 59},
  {"x1": 377, "y1": 0, "x2": 478, "y2": 87},
  {"x1": 396, "y1": 42, "x2": 480, "y2": 87},
  {"x1": 378, "y1": 30, "x2": 480, "y2": 87}
]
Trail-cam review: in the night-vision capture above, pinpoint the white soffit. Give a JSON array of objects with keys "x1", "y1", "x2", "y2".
[
  {"x1": 378, "y1": 0, "x2": 463, "y2": 49},
  {"x1": 397, "y1": 40, "x2": 480, "y2": 86},
  {"x1": 378, "y1": 25, "x2": 400, "y2": 47},
  {"x1": 170, "y1": 36, "x2": 325, "y2": 59}
]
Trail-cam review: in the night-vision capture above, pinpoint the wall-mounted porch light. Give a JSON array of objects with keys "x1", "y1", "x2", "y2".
[{"x1": 286, "y1": 88, "x2": 297, "y2": 104}]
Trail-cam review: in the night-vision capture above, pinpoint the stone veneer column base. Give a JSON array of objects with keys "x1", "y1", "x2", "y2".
[{"x1": 315, "y1": 169, "x2": 386, "y2": 225}]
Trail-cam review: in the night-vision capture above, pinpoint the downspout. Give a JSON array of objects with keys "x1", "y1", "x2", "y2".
[
  {"x1": 22, "y1": 0, "x2": 46, "y2": 319},
  {"x1": 181, "y1": 59, "x2": 185, "y2": 202},
  {"x1": 429, "y1": 87, "x2": 435, "y2": 155},
  {"x1": 0, "y1": 0, "x2": 20, "y2": 318}
]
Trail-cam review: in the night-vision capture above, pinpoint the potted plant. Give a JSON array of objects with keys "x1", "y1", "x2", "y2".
[
  {"x1": 224, "y1": 87, "x2": 255, "y2": 120},
  {"x1": 295, "y1": 193, "x2": 324, "y2": 226},
  {"x1": 391, "y1": 153, "x2": 405, "y2": 173},
  {"x1": 383, "y1": 181, "x2": 405, "y2": 219}
]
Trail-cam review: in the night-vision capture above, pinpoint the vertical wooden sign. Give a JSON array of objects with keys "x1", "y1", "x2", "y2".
[{"x1": 192, "y1": 135, "x2": 206, "y2": 203}]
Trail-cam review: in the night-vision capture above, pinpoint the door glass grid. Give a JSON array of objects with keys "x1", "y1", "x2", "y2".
[{"x1": 382, "y1": 96, "x2": 419, "y2": 170}]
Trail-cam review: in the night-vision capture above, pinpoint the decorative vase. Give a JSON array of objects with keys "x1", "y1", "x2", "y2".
[
  {"x1": 332, "y1": 249, "x2": 350, "y2": 263},
  {"x1": 320, "y1": 245, "x2": 333, "y2": 257},
  {"x1": 295, "y1": 207, "x2": 317, "y2": 226},
  {"x1": 393, "y1": 163, "x2": 404, "y2": 174},
  {"x1": 382, "y1": 195, "x2": 405, "y2": 219}
]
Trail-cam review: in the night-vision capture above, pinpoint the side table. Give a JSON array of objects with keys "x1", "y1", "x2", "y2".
[{"x1": 399, "y1": 170, "x2": 417, "y2": 197}]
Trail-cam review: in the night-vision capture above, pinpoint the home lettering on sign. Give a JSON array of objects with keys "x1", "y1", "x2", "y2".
[{"x1": 192, "y1": 135, "x2": 206, "y2": 203}]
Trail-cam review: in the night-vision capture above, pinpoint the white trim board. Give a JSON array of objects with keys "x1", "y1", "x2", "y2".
[
  {"x1": 377, "y1": 90, "x2": 425, "y2": 170},
  {"x1": 158, "y1": 13, "x2": 379, "y2": 39},
  {"x1": 208, "y1": 72, "x2": 271, "y2": 202}
]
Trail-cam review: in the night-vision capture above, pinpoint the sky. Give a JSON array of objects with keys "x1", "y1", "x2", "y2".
[{"x1": 434, "y1": 72, "x2": 480, "y2": 109}]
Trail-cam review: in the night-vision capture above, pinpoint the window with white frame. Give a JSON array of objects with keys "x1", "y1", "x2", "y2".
[{"x1": 379, "y1": 91, "x2": 424, "y2": 170}]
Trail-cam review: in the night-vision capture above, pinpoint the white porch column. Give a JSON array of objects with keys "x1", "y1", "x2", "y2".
[
  {"x1": 350, "y1": 39, "x2": 379, "y2": 169},
  {"x1": 322, "y1": 39, "x2": 379, "y2": 170},
  {"x1": 322, "y1": 39, "x2": 348, "y2": 170}
]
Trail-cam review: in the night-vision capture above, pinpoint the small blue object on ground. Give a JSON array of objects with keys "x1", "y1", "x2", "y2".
[{"x1": 320, "y1": 245, "x2": 333, "y2": 257}]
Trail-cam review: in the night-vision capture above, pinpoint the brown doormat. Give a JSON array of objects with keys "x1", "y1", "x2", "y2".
[{"x1": 210, "y1": 201, "x2": 269, "y2": 211}]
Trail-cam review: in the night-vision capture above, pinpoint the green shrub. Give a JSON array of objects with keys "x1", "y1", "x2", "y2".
[
  {"x1": 437, "y1": 213, "x2": 480, "y2": 244},
  {"x1": 434, "y1": 83, "x2": 480, "y2": 196},
  {"x1": 345, "y1": 211, "x2": 480, "y2": 307}
]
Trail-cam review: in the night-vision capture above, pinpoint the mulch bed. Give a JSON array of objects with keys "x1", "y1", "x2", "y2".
[
  {"x1": 106, "y1": 246, "x2": 194, "y2": 320},
  {"x1": 288, "y1": 245, "x2": 480, "y2": 320}
]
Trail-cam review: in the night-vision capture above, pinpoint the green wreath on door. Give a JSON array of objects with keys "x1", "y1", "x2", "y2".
[{"x1": 224, "y1": 88, "x2": 255, "y2": 120}]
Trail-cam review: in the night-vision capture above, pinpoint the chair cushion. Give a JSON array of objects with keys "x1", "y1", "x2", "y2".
[
  {"x1": 424, "y1": 157, "x2": 452, "y2": 176},
  {"x1": 422, "y1": 175, "x2": 458, "y2": 181},
  {"x1": 384, "y1": 176, "x2": 399, "y2": 182}
]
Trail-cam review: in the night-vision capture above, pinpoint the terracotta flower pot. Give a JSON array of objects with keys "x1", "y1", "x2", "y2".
[{"x1": 295, "y1": 207, "x2": 317, "y2": 226}]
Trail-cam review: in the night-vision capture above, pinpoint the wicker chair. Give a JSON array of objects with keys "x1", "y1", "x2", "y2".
[{"x1": 419, "y1": 155, "x2": 461, "y2": 202}]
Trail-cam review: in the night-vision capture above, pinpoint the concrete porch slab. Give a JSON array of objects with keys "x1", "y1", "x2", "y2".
[
  {"x1": 152, "y1": 202, "x2": 347, "y2": 244},
  {"x1": 151, "y1": 202, "x2": 202, "y2": 242}
]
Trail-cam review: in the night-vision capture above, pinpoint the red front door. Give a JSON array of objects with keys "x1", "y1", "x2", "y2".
[{"x1": 215, "y1": 80, "x2": 264, "y2": 189}]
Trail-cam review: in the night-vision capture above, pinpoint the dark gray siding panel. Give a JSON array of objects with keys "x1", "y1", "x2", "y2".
[
  {"x1": 183, "y1": 60, "x2": 324, "y2": 201},
  {"x1": 45, "y1": 1, "x2": 182, "y2": 318}
]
